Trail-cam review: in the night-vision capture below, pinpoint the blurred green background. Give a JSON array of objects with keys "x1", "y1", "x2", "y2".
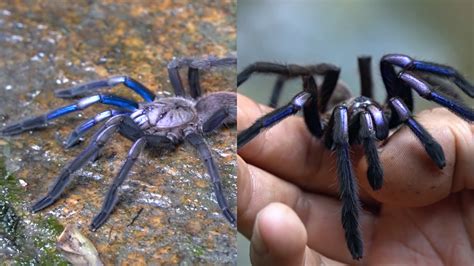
[{"x1": 237, "y1": 0, "x2": 473, "y2": 264}]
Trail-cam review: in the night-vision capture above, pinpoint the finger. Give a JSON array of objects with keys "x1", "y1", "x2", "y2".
[
  {"x1": 239, "y1": 93, "x2": 474, "y2": 205},
  {"x1": 251, "y1": 203, "x2": 347, "y2": 266},
  {"x1": 237, "y1": 93, "x2": 351, "y2": 196},
  {"x1": 367, "y1": 191, "x2": 474, "y2": 264},
  {"x1": 251, "y1": 203, "x2": 337, "y2": 266},
  {"x1": 356, "y1": 108, "x2": 474, "y2": 207},
  {"x1": 237, "y1": 155, "x2": 302, "y2": 237},
  {"x1": 238, "y1": 155, "x2": 376, "y2": 263}
]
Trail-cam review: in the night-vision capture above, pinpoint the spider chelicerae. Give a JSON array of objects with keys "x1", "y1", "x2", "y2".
[
  {"x1": 237, "y1": 54, "x2": 474, "y2": 259},
  {"x1": 0, "y1": 55, "x2": 237, "y2": 231}
]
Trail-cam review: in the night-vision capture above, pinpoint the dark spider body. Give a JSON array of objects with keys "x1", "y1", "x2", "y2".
[
  {"x1": 1, "y1": 56, "x2": 237, "y2": 231},
  {"x1": 237, "y1": 54, "x2": 474, "y2": 260}
]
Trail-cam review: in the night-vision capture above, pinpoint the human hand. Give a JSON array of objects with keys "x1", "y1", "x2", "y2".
[{"x1": 237, "y1": 93, "x2": 474, "y2": 265}]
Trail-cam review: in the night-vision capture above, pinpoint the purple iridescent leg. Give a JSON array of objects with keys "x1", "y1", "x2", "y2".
[
  {"x1": 332, "y1": 106, "x2": 363, "y2": 260},
  {"x1": 389, "y1": 97, "x2": 445, "y2": 168},
  {"x1": 381, "y1": 54, "x2": 474, "y2": 122},
  {"x1": 359, "y1": 111, "x2": 383, "y2": 190},
  {"x1": 237, "y1": 91, "x2": 310, "y2": 149}
]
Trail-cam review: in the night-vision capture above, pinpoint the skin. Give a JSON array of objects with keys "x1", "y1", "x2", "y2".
[{"x1": 237, "y1": 93, "x2": 474, "y2": 265}]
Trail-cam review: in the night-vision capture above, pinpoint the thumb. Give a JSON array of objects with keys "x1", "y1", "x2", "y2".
[{"x1": 250, "y1": 202, "x2": 324, "y2": 266}]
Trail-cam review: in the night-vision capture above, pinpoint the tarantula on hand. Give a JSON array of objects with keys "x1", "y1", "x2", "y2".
[
  {"x1": 237, "y1": 54, "x2": 474, "y2": 259},
  {"x1": 1, "y1": 55, "x2": 237, "y2": 231}
]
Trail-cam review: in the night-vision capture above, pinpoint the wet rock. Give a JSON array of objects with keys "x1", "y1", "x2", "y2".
[
  {"x1": 185, "y1": 220, "x2": 202, "y2": 236},
  {"x1": 0, "y1": 158, "x2": 67, "y2": 264},
  {"x1": 0, "y1": 201, "x2": 20, "y2": 256}
]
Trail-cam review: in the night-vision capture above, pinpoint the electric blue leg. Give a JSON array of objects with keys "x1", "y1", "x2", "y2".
[
  {"x1": 389, "y1": 97, "x2": 446, "y2": 168},
  {"x1": 398, "y1": 72, "x2": 474, "y2": 121},
  {"x1": 411, "y1": 60, "x2": 474, "y2": 97},
  {"x1": 65, "y1": 110, "x2": 131, "y2": 148},
  {"x1": 54, "y1": 76, "x2": 156, "y2": 102},
  {"x1": 1, "y1": 94, "x2": 138, "y2": 136},
  {"x1": 237, "y1": 91, "x2": 310, "y2": 149},
  {"x1": 380, "y1": 57, "x2": 414, "y2": 111},
  {"x1": 381, "y1": 54, "x2": 474, "y2": 98},
  {"x1": 429, "y1": 91, "x2": 474, "y2": 121}
]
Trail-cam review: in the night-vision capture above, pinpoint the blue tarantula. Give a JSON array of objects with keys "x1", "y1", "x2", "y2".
[
  {"x1": 1, "y1": 56, "x2": 237, "y2": 231},
  {"x1": 237, "y1": 54, "x2": 474, "y2": 259}
]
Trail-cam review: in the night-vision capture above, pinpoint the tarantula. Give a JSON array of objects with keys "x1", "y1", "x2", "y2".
[
  {"x1": 0, "y1": 56, "x2": 237, "y2": 231},
  {"x1": 237, "y1": 54, "x2": 474, "y2": 260}
]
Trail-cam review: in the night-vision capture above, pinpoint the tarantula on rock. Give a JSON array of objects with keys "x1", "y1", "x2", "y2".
[{"x1": 1, "y1": 56, "x2": 237, "y2": 231}]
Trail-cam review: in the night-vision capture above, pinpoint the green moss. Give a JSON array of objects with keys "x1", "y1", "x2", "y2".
[
  {"x1": 0, "y1": 157, "x2": 68, "y2": 265},
  {"x1": 32, "y1": 234, "x2": 69, "y2": 266},
  {"x1": 41, "y1": 216, "x2": 65, "y2": 236},
  {"x1": 191, "y1": 244, "x2": 205, "y2": 257},
  {"x1": 0, "y1": 158, "x2": 21, "y2": 203},
  {"x1": 0, "y1": 201, "x2": 19, "y2": 238},
  {"x1": 0, "y1": 157, "x2": 22, "y2": 241}
]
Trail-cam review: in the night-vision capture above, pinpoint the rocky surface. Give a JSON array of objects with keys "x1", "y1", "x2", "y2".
[{"x1": 0, "y1": 0, "x2": 236, "y2": 264}]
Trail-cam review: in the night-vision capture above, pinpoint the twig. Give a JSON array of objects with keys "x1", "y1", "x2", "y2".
[{"x1": 128, "y1": 207, "x2": 144, "y2": 227}]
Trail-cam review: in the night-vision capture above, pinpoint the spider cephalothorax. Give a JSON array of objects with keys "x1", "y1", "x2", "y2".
[
  {"x1": 134, "y1": 98, "x2": 199, "y2": 137},
  {"x1": 237, "y1": 54, "x2": 474, "y2": 259},
  {"x1": 1, "y1": 55, "x2": 237, "y2": 231}
]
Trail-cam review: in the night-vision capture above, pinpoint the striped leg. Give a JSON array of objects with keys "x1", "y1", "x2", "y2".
[
  {"x1": 237, "y1": 91, "x2": 310, "y2": 149},
  {"x1": 185, "y1": 132, "x2": 236, "y2": 226},
  {"x1": 1, "y1": 94, "x2": 138, "y2": 136},
  {"x1": 90, "y1": 137, "x2": 147, "y2": 231},
  {"x1": 54, "y1": 76, "x2": 156, "y2": 102},
  {"x1": 31, "y1": 115, "x2": 126, "y2": 212},
  {"x1": 64, "y1": 110, "x2": 131, "y2": 148},
  {"x1": 381, "y1": 54, "x2": 474, "y2": 123}
]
